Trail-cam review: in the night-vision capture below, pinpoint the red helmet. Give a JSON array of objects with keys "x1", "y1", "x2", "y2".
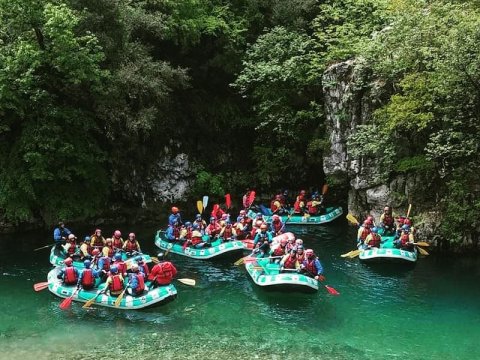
[
  {"x1": 398, "y1": 216, "x2": 405, "y2": 224},
  {"x1": 92, "y1": 249, "x2": 100, "y2": 256},
  {"x1": 128, "y1": 232, "x2": 135, "y2": 239},
  {"x1": 300, "y1": 190, "x2": 306, "y2": 195},
  {"x1": 114, "y1": 230, "x2": 121, "y2": 237},
  {"x1": 305, "y1": 249, "x2": 314, "y2": 257},
  {"x1": 275, "y1": 194, "x2": 282, "y2": 200},
  {"x1": 171, "y1": 206, "x2": 179, "y2": 213},
  {"x1": 367, "y1": 215, "x2": 374, "y2": 222},
  {"x1": 404, "y1": 218, "x2": 412, "y2": 226},
  {"x1": 95, "y1": 228, "x2": 101, "y2": 234},
  {"x1": 272, "y1": 215, "x2": 280, "y2": 221},
  {"x1": 364, "y1": 219, "x2": 373, "y2": 226},
  {"x1": 64, "y1": 257, "x2": 73, "y2": 265}
]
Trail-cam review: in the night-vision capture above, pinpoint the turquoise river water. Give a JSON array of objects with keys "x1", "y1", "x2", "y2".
[{"x1": 0, "y1": 220, "x2": 479, "y2": 360}]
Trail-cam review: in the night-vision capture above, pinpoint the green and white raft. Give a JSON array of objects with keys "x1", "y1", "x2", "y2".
[
  {"x1": 244, "y1": 257, "x2": 319, "y2": 293},
  {"x1": 358, "y1": 231, "x2": 417, "y2": 264},
  {"x1": 248, "y1": 206, "x2": 343, "y2": 225},
  {"x1": 49, "y1": 247, "x2": 152, "y2": 269},
  {"x1": 155, "y1": 231, "x2": 245, "y2": 260},
  {"x1": 47, "y1": 268, "x2": 176, "y2": 309}
]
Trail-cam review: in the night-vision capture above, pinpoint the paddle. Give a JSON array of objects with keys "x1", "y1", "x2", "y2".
[
  {"x1": 82, "y1": 288, "x2": 106, "y2": 309},
  {"x1": 413, "y1": 241, "x2": 430, "y2": 247},
  {"x1": 346, "y1": 213, "x2": 360, "y2": 226},
  {"x1": 417, "y1": 246, "x2": 429, "y2": 256},
  {"x1": 322, "y1": 184, "x2": 329, "y2": 196},
  {"x1": 234, "y1": 253, "x2": 257, "y2": 266},
  {"x1": 278, "y1": 210, "x2": 294, "y2": 233},
  {"x1": 225, "y1": 194, "x2": 231, "y2": 210},
  {"x1": 34, "y1": 243, "x2": 55, "y2": 251},
  {"x1": 59, "y1": 288, "x2": 79, "y2": 310},
  {"x1": 150, "y1": 256, "x2": 160, "y2": 264},
  {"x1": 347, "y1": 249, "x2": 362, "y2": 258},
  {"x1": 33, "y1": 282, "x2": 49, "y2": 292},
  {"x1": 247, "y1": 191, "x2": 256, "y2": 208},
  {"x1": 177, "y1": 278, "x2": 196, "y2": 286},
  {"x1": 202, "y1": 196, "x2": 209, "y2": 211},
  {"x1": 114, "y1": 281, "x2": 130, "y2": 307},
  {"x1": 406, "y1": 203, "x2": 412, "y2": 218},
  {"x1": 197, "y1": 200, "x2": 203, "y2": 214}
]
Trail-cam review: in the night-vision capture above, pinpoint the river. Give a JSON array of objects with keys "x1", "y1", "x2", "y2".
[{"x1": 0, "y1": 220, "x2": 479, "y2": 359}]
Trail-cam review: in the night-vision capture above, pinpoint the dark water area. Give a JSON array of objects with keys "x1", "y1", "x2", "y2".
[{"x1": 0, "y1": 219, "x2": 479, "y2": 359}]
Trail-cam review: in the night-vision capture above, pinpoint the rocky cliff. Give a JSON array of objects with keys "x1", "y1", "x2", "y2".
[{"x1": 322, "y1": 60, "x2": 445, "y2": 247}]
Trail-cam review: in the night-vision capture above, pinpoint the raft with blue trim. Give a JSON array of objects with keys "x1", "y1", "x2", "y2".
[
  {"x1": 155, "y1": 231, "x2": 245, "y2": 260},
  {"x1": 47, "y1": 268, "x2": 177, "y2": 309},
  {"x1": 248, "y1": 206, "x2": 343, "y2": 225},
  {"x1": 358, "y1": 230, "x2": 417, "y2": 263},
  {"x1": 49, "y1": 247, "x2": 152, "y2": 269},
  {"x1": 244, "y1": 257, "x2": 319, "y2": 293}
]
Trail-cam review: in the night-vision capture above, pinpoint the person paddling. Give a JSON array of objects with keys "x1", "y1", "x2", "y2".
[
  {"x1": 53, "y1": 221, "x2": 72, "y2": 255},
  {"x1": 148, "y1": 253, "x2": 177, "y2": 287},
  {"x1": 300, "y1": 249, "x2": 325, "y2": 281},
  {"x1": 77, "y1": 260, "x2": 98, "y2": 291},
  {"x1": 105, "y1": 266, "x2": 124, "y2": 296}
]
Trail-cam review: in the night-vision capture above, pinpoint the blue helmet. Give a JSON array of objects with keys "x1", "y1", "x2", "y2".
[
  {"x1": 114, "y1": 253, "x2": 122, "y2": 261},
  {"x1": 110, "y1": 266, "x2": 118, "y2": 274},
  {"x1": 196, "y1": 214, "x2": 202, "y2": 219},
  {"x1": 185, "y1": 221, "x2": 192, "y2": 227},
  {"x1": 256, "y1": 213, "x2": 262, "y2": 218},
  {"x1": 371, "y1": 227, "x2": 378, "y2": 233},
  {"x1": 402, "y1": 225, "x2": 410, "y2": 232},
  {"x1": 192, "y1": 224, "x2": 199, "y2": 230},
  {"x1": 210, "y1": 216, "x2": 216, "y2": 222},
  {"x1": 84, "y1": 259, "x2": 91, "y2": 268},
  {"x1": 84, "y1": 236, "x2": 91, "y2": 242},
  {"x1": 135, "y1": 255, "x2": 143, "y2": 263}
]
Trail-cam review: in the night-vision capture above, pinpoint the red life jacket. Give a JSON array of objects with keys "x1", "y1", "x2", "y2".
[
  {"x1": 283, "y1": 255, "x2": 297, "y2": 269},
  {"x1": 67, "y1": 239, "x2": 76, "y2": 255},
  {"x1": 140, "y1": 263, "x2": 149, "y2": 276},
  {"x1": 109, "y1": 275, "x2": 123, "y2": 292},
  {"x1": 273, "y1": 245, "x2": 286, "y2": 257},
  {"x1": 134, "y1": 273, "x2": 145, "y2": 292},
  {"x1": 222, "y1": 226, "x2": 233, "y2": 240},
  {"x1": 293, "y1": 199, "x2": 303, "y2": 213},
  {"x1": 81, "y1": 269, "x2": 95, "y2": 287},
  {"x1": 113, "y1": 237, "x2": 123, "y2": 250},
  {"x1": 114, "y1": 260, "x2": 126, "y2": 274},
  {"x1": 104, "y1": 245, "x2": 114, "y2": 258},
  {"x1": 305, "y1": 258, "x2": 317, "y2": 275},
  {"x1": 100, "y1": 256, "x2": 110, "y2": 271},
  {"x1": 368, "y1": 233, "x2": 381, "y2": 247},
  {"x1": 186, "y1": 228, "x2": 192, "y2": 240},
  {"x1": 272, "y1": 221, "x2": 283, "y2": 233},
  {"x1": 125, "y1": 240, "x2": 138, "y2": 252},
  {"x1": 383, "y1": 214, "x2": 394, "y2": 227},
  {"x1": 206, "y1": 223, "x2": 220, "y2": 236},
  {"x1": 64, "y1": 266, "x2": 78, "y2": 285},
  {"x1": 153, "y1": 262, "x2": 177, "y2": 285},
  {"x1": 401, "y1": 233, "x2": 410, "y2": 246},
  {"x1": 173, "y1": 227, "x2": 180, "y2": 239},
  {"x1": 307, "y1": 201, "x2": 318, "y2": 215},
  {"x1": 91, "y1": 235, "x2": 104, "y2": 248},
  {"x1": 360, "y1": 227, "x2": 370, "y2": 240},
  {"x1": 270, "y1": 200, "x2": 279, "y2": 212},
  {"x1": 191, "y1": 235, "x2": 203, "y2": 246}
]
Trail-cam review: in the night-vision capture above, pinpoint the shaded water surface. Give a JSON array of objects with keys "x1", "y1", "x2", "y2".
[{"x1": 0, "y1": 222, "x2": 479, "y2": 359}]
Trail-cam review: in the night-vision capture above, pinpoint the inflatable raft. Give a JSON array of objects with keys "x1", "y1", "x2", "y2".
[
  {"x1": 358, "y1": 231, "x2": 417, "y2": 264},
  {"x1": 241, "y1": 232, "x2": 295, "y2": 251},
  {"x1": 248, "y1": 206, "x2": 343, "y2": 225},
  {"x1": 244, "y1": 257, "x2": 318, "y2": 293},
  {"x1": 155, "y1": 231, "x2": 245, "y2": 260},
  {"x1": 47, "y1": 268, "x2": 176, "y2": 309}
]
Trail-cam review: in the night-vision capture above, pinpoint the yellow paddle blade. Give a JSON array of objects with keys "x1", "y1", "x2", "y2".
[
  {"x1": 406, "y1": 204, "x2": 412, "y2": 218},
  {"x1": 114, "y1": 290, "x2": 125, "y2": 307},
  {"x1": 341, "y1": 250, "x2": 354, "y2": 258},
  {"x1": 234, "y1": 257, "x2": 245, "y2": 266},
  {"x1": 83, "y1": 297, "x2": 97, "y2": 309},
  {"x1": 415, "y1": 241, "x2": 430, "y2": 247},
  {"x1": 348, "y1": 250, "x2": 362, "y2": 258},
  {"x1": 151, "y1": 256, "x2": 160, "y2": 264},
  {"x1": 197, "y1": 200, "x2": 203, "y2": 214},
  {"x1": 417, "y1": 246, "x2": 429, "y2": 256},
  {"x1": 346, "y1": 213, "x2": 359, "y2": 225},
  {"x1": 177, "y1": 278, "x2": 196, "y2": 286}
]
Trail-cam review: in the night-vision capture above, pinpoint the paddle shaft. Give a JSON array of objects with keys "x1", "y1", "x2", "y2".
[{"x1": 34, "y1": 243, "x2": 55, "y2": 251}]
